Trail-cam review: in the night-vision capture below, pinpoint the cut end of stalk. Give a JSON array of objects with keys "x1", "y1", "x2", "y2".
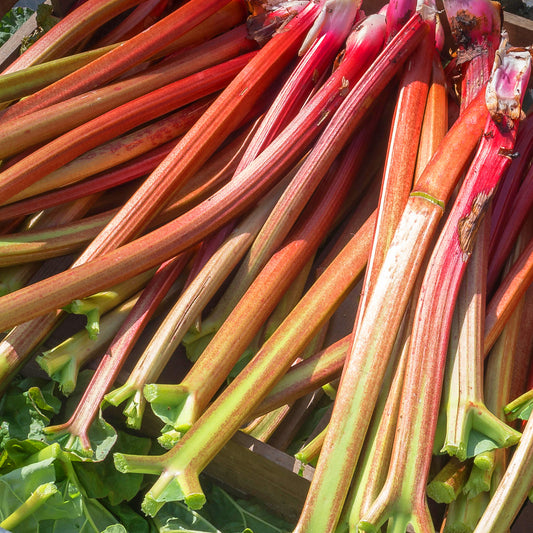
[
  {"x1": 36, "y1": 353, "x2": 78, "y2": 396},
  {"x1": 144, "y1": 383, "x2": 199, "y2": 431},
  {"x1": 140, "y1": 469, "x2": 205, "y2": 516},
  {"x1": 486, "y1": 35, "x2": 532, "y2": 125},
  {"x1": 426, "y1": 481, "x2": 459, "y2": 504},
  {"x1": 185, "y1": 492, "x2": 207, "y2": 510}
]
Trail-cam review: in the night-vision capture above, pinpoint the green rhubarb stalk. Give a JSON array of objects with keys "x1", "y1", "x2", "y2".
[
  {"x1": 0, "y1": 25, "x2": 255, "y2": 162},
  {"x1": 113, "y1": 176, "x2": 376, "y2": 514},
  {"x1": 251, "y1": 185, "x2": 380, "y2": 417},
  {"x1": 0, "y1": 11, "x2": 425, "y2": 338},
  {"x1": 7, "y1": 98, "x2": 211, "y2": 203},
  {"x1": 0, "y1": 482, "x2": 58, "y2": 531},
  {"x1": 104, "y1": 180, "x2": 286, "y2": 430},
  {"x1": 0, "y1": 211, "x2": 110, "y2": 266},
  {"x1": 43, "y1": 253, "x2": 189, "y2": 457},
  {"x1": 1, "y1": 0, "x2": 236, "y2": 117},
  {"x1": 442, "y1": 491, "x2": 491, "y2": 533},
  {"x1": 472, "y1": 413, "x2": 533, "y2": 532},
  {"x1": 437, "y1": 0, "x2": 508, "y2": 465},
  {"x1": 440, "y1": 218, "x2": 520, "y2": 463},
  {"x1": 464, "y1": 227, "x2": 533, "y2": 498},
  {"x1": 37, "y1": 293, "x2": 142, "y2": 395},
  {"x1": 0, "y1": 44, "x2": 118, "y2": 104},
  {"x1": 292, "y1": 54, "x2": 502, "y2": 533},
  {"x1": 0, "y1": 0, "x2": 142, "y2": 74},
  {"x1": 356, "y1": 42, "x2": 530, "y2": 533}
]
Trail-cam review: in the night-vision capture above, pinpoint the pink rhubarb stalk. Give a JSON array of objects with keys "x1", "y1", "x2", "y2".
[
  {"x1": 0, "y1": 11, "x2": 425, "y2": 339},
  {"x1": 0, "y1": 0, "x2": 143, "y2": 74},
  {"x1": 356, "y1": 41, "x2": 530, "y2": 533},
  {"x1": 292, "y1": 59, "x2": 497, "y2": 533},
  {"x1": 0, "y1": 0, "x2": 236, "y2": 117}
]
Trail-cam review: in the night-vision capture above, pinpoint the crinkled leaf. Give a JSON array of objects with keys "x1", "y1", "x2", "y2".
[
  {"x1": 201, "y1": 484, "x2": 292, "y2": 533},
  {"x1": 0, "y1": 377, "x2": 60, "y2": 447},
  {"x1": 0, "y1": 6, "x2": 33, "y2": 46},
  {"x1": 0, "y1": 439, "x2": 49, "y2": 474},
  {"x1": 151, "y1": 501, "x2": 221, "y2": 532},
  {"x1": 74, "y1": 430, "x2": 151, "y2": 505}
]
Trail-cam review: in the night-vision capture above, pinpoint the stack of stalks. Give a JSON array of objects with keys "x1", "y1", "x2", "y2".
[{"x1": 0, "y1": 0, "x2": 532, "y2": 531}]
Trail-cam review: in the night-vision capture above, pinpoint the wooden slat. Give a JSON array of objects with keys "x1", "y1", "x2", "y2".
[
  {"x1": 206, "y1": 431, "x2": 314, "y2": 524},
  {"x1": 0, "y1": 9, "x2": 38, "y2": 70}
]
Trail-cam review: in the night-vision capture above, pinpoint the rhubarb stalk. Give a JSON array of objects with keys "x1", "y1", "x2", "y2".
[
  {"x1": 292, "y1": 53, "x2": 499, "y2": 533},
  {"x1": 356, "y1": 40, "x2": 530, "y2": 533}
]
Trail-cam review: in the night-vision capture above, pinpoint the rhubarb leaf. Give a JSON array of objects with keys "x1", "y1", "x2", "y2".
[
  {"x1": 201, "y1": 483, "x2": 291, "y2": 533},
  {"x1": 0, "y1": 376, "x2": 60, "y2": 446},
  {"x1": 0, "y1": 6, "x2": 33, "y2": 46},
  {"x1": 466, "y1": 429, "x2": 501, "y2": 458},
  {"x1": 151, "y1": 501, "x2": 221, "y2": 532},
  {"x1": 73, "y1": 430, "x2": 151, "y2": 506}
]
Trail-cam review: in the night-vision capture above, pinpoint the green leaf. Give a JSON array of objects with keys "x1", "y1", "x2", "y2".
[
  {"x1": 0, "y1": 377, "x2": 60, "y2": 448},
  {"x1": 152, "y1": 501, "x2": 221, "y2": 532},
  {"x1": 104, "y1": 502, "x2": 155, "y2": 533},
  {"x1": 73, "y1": 430, "x2": 151, "y2": 506},
  {"x1": 466, "y1": 429, "x2": 501, "y2": 458},
  {"x1": 201, "y1": 484, "x2": 292, "y2": 533},
  {"x1": 0, "y1": 6, "x2": 34, "y2": 46}
]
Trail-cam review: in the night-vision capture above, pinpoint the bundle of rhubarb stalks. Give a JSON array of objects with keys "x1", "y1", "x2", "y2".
[{"x1": 0, "y1": 0, "x2": 532, "y2": 531}]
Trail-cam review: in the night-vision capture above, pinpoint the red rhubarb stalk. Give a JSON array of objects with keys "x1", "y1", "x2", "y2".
[
  {"x1": 357, "y1": 41, "x2": 530, "y2": 533},
  {"x1": 0, "y1": 0, "x2": 236, "y2": 118},
  {"x1": 72, "y1": 1, "x2": 323, "y2": 262},
  {"x1": 43, "y1": 253, "x2": 190, "y2": 458},
  {"x1": 0, "y1": 52, "x2": 254, "y2": 205},
  {"x1": 0, "y1": 24, "x2": 256, "y2": 162},
  {"x1": 0, "y1": 11, "x2": 426, "y2": 336},
  {"x1": 0, "y1": 0, "x2": 143, "y2": 74},
  {"x1": 293, "y1": 68, "x2": 493, "y2": 533}
]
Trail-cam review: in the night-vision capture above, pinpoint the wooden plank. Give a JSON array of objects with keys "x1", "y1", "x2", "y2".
[
  {"x1": 0, "y1": 9, "x2": 38, "y2": 70},
  {"x1": 205, "y1": 431, "x2": 314, "y2": 524},
  {"x1": 503, "y1": 11, "x2": 533, "y2": 46}
]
